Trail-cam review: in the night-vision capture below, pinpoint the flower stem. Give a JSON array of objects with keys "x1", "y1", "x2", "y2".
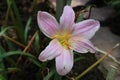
[{"x1": 75, "y1": 43, "x2": 120, "y2": 80}]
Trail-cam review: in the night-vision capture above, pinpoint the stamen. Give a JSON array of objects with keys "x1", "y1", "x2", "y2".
[{"x1": 53, "y1": 32, "x2": 71, "y2": 49}]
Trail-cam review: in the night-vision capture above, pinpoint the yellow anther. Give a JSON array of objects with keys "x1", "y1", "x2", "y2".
[{"x1": 53, "y1": 32, "x2": 71, "y2": 49}]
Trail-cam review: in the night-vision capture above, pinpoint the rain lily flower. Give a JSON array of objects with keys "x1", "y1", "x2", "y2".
[{"x1": 37, "y1": 5, "x2": 100, "y2": 75}]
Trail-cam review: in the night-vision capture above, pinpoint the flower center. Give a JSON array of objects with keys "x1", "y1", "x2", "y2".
[{"x1": 53, "y1": 32, "x2": 71, "y2": 49}]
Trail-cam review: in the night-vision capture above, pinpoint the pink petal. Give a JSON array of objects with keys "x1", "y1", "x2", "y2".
[
  {"x1": 56, "y1": 49, "x2": 73, "y2": 75},
  {"x1": 69, "y1": 37, "x2": 96, "y2": 53},
  {"x1": 37, "y1": 11, "x2": 59, "y2": 38},
  {"x1": 72, "y1": 19, "x2": 100, "y2": 39},
  {"x1": 60, "y1": 6, "x2": 75, "y2": 32},
  {"x1": 38, "y1": 39, "x2": 63, "y2": 62}
]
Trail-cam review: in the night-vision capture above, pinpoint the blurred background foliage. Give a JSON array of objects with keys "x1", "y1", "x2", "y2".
[{"x1": 105, "y1": 0, "x2": 120, "y2": 14}]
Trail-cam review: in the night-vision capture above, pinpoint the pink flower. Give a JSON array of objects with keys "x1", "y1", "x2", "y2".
[{"x1": 37, "y1": 5, "x2": 100, "y2": 75}]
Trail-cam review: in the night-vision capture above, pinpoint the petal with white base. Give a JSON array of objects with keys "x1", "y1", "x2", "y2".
[
  {"x1": 73, "y1": 19, "x2": 100, "y2": 39},
  {"x1": 60, "y1": 6, "x2": 75, "y2": 32},
  {"x1": 56, "y1": 49, "x2": 73, "y2": 75},
  {"x1": 69, "y1": 37, "x2": 96, "y2": 53},
  {"x1": 37, "y1": 11, "x2": 59, "y2": 38},
  {"x1": 39, "y1": 39, "x2": 63, "y2": 61}
]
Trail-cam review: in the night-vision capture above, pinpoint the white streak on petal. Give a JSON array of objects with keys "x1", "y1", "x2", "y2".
[
  {"x1": 56, "y1": 49, "x2": 73, "y2": 75},
  {"x1": 72, "y1": 19, "x2": 100, "y2": 39},
  {"x1": 69, "y1": 37, "x2": 96, "y2": 53},
  {"x1": 60, "y1": 6, "x2": 75, "y2": 32},
  {"x1": 38, "y1": 39, "x2": 63, "y2": 62},
  {"x1": 37, "y1": 11, "x2": 59, "y2": 38}
]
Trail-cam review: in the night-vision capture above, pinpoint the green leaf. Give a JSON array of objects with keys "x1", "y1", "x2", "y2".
[
  {"x1": 56, "y1": 0, "x2": 67, "y2": 21},
  {"x1": 33, "y1": 0, "x2": 37, "y2": 15},
  {"x1": 54, "y1": 73, "x2": 62, "y2": 80},
  {"x1": 0, "y1": 67, "x2": 21, "y2": 74},
  {"x1": 0, "y1": 46, "x2": 7, "y2": 80},
  {"x1": 34, "y1": 32, "x2": 40, "y2": 53},
  {"x1": 0, "y1": 51, "x2": 35, "y2": 59},
  {"x1": 7, "y1": 67, "x2": 20, "y2": 72},
  {"x1": 112, "y1": 1, "x2": 120, "y2": 7},
  {"x1": 6, "y1": 0, "x2": 24, "y2": 42},
  {"x1": 74, "y1": 56, "x2": 84, "y2": 62},
  {"x1": 43, "y1": 69, "x2": 56, "y2": 80},
  {"x1": 106, "y1": 0, "x2": 120, "y2": 8},
  {"x1": 5, "y1": 39, "x2": 16, "y2": 51},
  {"x1": 0, "y1": 26, "x2": 14, "y2": 36},
  {"x1": 76, "y1": 13, "x2": 84, "y2": 23},
  {"x1": 24, "y1": 17, "x2": 32, "y2": 42},
  {"x1": 106, "y1": 66, "x2": 117, "y2": 80},
  {"x1": 29, "y1": 58, "x2": 42, "y2": 68},
  {"x1": 67, "y1": 0, "x2": 72, "y2": 5}
]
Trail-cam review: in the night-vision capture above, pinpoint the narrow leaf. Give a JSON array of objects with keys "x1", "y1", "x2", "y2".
[
  {"x1": 0, "y1": 67, "x2": 21, "y2": 74},
  {"x1": 7, "y1": 0, "x2": 24, "y2": 42},
  {"x1": 56, "y1": 0, "x2": 67, "y2": 21},
  {"x1": 0, "y1": 46, "x2": 7, "y2": 80},
  {"x1": 29, "y1": 58, "x2": 42, "y2": 68},
  {"x1": 0, "y1": 51, "x2": 35, "y2": 59},
  {"x1": 24, "y1": 17, "x2": 32, "y2": 42},
  {"x1": 74, "y1": 57, "x2": 84, "y2": 62},
  {"x1": 34, "y1": 32, "x2": 40, "y2": 53},
  {"x1": 106, "y1": 66, "x2": 117, "y2": 80},
  {"x1": 0, "y1": 26, "x2": 14, "y2": 36},
  {"x1": 76, "y1": 13, "x2": 84, "y2": 22},
  {"x1": 54, "y1": 73, "x2": 62, "y2": 80},
  {"x1": 43, "y1": 69, "x2": 55, "y2": 80},
  {"x1": 67, "y1": 0, "x2": 72, "y2": 5}
]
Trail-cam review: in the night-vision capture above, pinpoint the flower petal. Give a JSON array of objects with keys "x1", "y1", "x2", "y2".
[
  {"x1": 38, "y1": 39, "x2": 63, "y2": 62},
  {"x1": 69, "y1": 37, "x2": 96, "y2": 53},
  {"x1": 37, "y1": 11, "x2": 59, "y2": 38},
  {"x1": 56, "y1": 49, "x2": 73, "y2": 75},
  {"x1": 72, "y1": 19, "x2": 100, "y2": 39},
  {"x1": 60, "y1": 5, "x2": 75, "y2": 31}
]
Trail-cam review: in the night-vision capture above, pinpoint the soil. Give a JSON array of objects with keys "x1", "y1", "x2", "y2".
[{"x1": 69, "y1": 53, "x2": 105, "y2": 80}]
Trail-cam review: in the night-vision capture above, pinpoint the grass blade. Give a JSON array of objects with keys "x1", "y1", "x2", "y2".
[
  {"x1": 0, "y1": 26, "x2": 14, "y2": 36},
  {"x1": 29, "y1": 58, "x2": 42, "y2": 68},
  {"x1": 56, "y1": 0, "x2": 67, "y2": 21},
  {"x1": 0, "y1": 46, "x2": 7, "y2": 80},
  {"x1": 6, "y1": 0, "x2": 24, "y2": 42},
  {"x1": 0, "y1": 67, "x2": 21, "y2": 74},
  {"x1": 34, "y1": 32, "x2": 40, "y2": 53},
  {"x1": 43, "y1": 69, "x2": 55, "y2": 80},
  {"x1": 76, "y1": 13, "x2": 84, "y2": 22},
  {"x1": 24, "y1": 17, "x2": 32, "y2": 42},
  {"x1": 67, "y1": 0, "x2": 72, "y2": 5},
  {"x1": 0, "y1": 51, "x2": 35, "y2": 59},
  {"x1": 106, "y1": 65, "x2": 117, "y2": 80},
  {"x1": 54, "y1": 73, "x2": 62, "y2": 80}
]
